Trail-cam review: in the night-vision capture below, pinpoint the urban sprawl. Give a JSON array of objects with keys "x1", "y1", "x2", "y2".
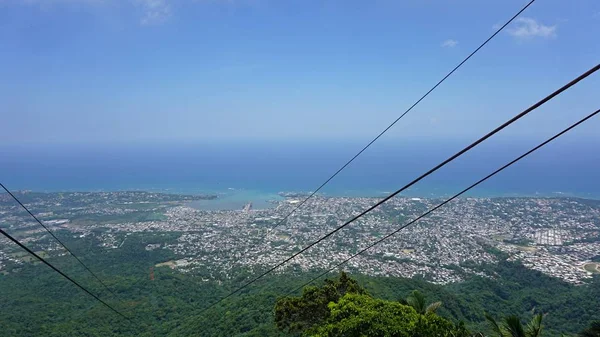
[{"x1": 1, "y1": 191, "x2": 599, "y2": 285}]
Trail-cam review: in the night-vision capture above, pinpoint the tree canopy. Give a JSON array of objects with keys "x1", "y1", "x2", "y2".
[{"x1": 274, "y1": 273, "x2": 468, "y2": 337}]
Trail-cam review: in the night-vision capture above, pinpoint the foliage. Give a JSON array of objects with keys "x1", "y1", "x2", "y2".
[
  {"x1": 311, "y1": 293, "x2": 464, "y2": 337},
  {"x1": 405, "y1": 290, "x2": 442, "y2": 315},
  {"x1": 274, "y1": 272, "x2": 366, "y2": 334},
  {"x1": 274, "y1": 273, "x2": 467, "y2": 337},
  {"x1": 485, "y1": 313, "x2": 543, "y2": 337},
  {"x1": 1, "y1": 232, "x2": 599, "y2": 336},
  {"x1": 579, "y1": 321, "x2": 600, "y2": 337}
]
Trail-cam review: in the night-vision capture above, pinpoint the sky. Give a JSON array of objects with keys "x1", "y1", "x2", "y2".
[{"x1": 1, "y1": 0, "x2": 599, "y2": 146}]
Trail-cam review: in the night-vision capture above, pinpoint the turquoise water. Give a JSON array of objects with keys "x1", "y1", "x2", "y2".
[{"x1": 186, "y1": 189, "x2": 283, "y2": 210}]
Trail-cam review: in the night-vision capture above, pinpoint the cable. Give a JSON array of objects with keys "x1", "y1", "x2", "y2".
[
  {"x1": 47, "y1": 0, "x2": 534, "y2": 308},
  {"x1": 0, "y1": 183, "x2": 118, "y2": 298},
  {"x1": 198, "y1": 63, "x2": 600, "y2": 314},
  {"x1": 0, "y1": 228, "x2": 132, "y2": 322},
  {"x1": 286, "y1": 107, "x2": 600, "y2": 295},
  {"x1": 248, "y1": 0, "x2": 536, "y2": 252}
]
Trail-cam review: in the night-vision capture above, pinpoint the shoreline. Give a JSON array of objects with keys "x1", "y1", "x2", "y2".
[{"x1": 3, "y1": 187, "x2": 599, "y2": 201}]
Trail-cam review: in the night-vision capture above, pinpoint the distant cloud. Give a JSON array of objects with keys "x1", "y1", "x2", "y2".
[
  {"x1": 441, "y1": 39, "x2": 458, "y2": 48},
  {"x1": 507, "y1": 17, "x2": 557, "y2": 39},
  {"x1": 8, "y1": 0, "x2": 257, "y2": 25},
  {"x1": 137, "y1": 0, "x2": 171, "y2": 25},
  {"x1": 8, "y1": 0, "x2": 173, "y2": 25},
  {"x1": 4, "y1": 0, "x2": 254, "y2": 25},
  {"x1": 9, "y1": 0, "x2": 105, "y2": 7}
]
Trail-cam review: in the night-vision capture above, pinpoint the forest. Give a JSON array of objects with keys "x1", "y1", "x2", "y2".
[{"x1": 0, "y1": 232, "x2": 599, "y2": 336}]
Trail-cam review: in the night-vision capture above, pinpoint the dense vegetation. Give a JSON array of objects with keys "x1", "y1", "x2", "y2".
[
  {"x1": 274, "y1": 272, "x2": 468, "y2": 336},
  {"x1": 0, "y1": 231, "x2": 598, "y2": 336}
]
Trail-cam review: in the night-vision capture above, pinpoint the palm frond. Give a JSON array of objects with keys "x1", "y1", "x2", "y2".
[
  {"x1": 426, "y1": 301, "x2": 442, "y2": 315},
  {"x1": 504, "y1": 315, "x2": 526, "y2": 337},
  {"x1": 485, "y1": 312, "x2": 503, "y2": 337},
  {"x1": 406, "y1": 290, "x2": 426, "y2": 314},
  {"x1": 525, "y1": 314, "x2": 543, "y2": 337}
]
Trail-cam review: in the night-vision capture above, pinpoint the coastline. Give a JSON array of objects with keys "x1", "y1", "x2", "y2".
[
  {"x1": 3, "y1": 187, "x2": 599, "y2": 212},
  {"x1": 4, "y1": 185, "x2": 599, "y2": 200}
]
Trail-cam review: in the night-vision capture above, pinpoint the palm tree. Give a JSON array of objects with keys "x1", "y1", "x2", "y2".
[
  {"x1": 405, "y1": 290, "x2": 442, "y2": 315},
  {"x1": 579, "y1": 321, "x2": 600, "y2": 337},
  {"x1": 526, "y1": 314, "x2": 543, "y2": 337},
  {"x1": 485, "y1": 313, "x2": 544, "y2": 337}
]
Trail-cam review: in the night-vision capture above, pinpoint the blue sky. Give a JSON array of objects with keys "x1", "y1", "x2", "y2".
[{"x1": 1, "y1": 0, "x2": 599, "y2": 145}]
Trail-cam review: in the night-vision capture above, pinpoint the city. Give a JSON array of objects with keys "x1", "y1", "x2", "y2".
[{"x1": 1, "y1": 191, "x2": 599, "y2": 285}]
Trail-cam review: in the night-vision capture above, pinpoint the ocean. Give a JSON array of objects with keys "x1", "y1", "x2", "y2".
[{"x1": 1, "y1": 138, "x2": 599, "y2": 210}]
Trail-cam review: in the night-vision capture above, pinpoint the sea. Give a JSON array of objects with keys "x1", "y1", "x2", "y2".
[{"x1": 1, "y1": 139, "x2": 598, "y2": 210}]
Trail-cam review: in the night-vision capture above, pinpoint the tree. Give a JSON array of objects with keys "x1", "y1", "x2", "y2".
[
  {"x1": 274, "y1": 273, "x2": 469, "y2": 337},
  {"x1": 312, "y1": 293, "x2": 465, "y2": 337},
  {"x1": 274, "y1": 272, "x2": 366, "y2": 334},
  {"x1": 406, "y1": 290, "x2": 442, "y2": 315},
  {"x1": 579, "y1": 321, "x2": 600, "y2": 337},
  {"x1": 485, "y1": 313, "x2": 544, "y2": 337}
]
